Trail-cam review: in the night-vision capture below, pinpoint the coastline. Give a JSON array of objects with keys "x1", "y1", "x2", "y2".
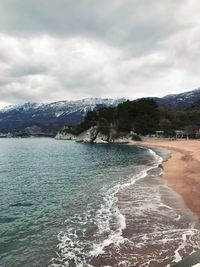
[{"x1": 132, "y1": 140, "x2": 200, "y2": 221}]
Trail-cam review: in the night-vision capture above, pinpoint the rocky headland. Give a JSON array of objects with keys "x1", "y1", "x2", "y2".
[{"x1": 55, "y1": 125, "x2": 138, "y2": 144}]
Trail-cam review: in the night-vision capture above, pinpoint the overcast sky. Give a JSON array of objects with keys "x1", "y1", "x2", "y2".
[{"x1": 0, "y1": 0, "x2": 200, "y2": 108}]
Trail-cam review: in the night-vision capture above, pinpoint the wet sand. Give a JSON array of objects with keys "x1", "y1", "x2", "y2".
[
  {"x1": 89, "y1": 140, "x2": 200, "y2": 266},
  {"x1": 134, "y1": 140, "x2": 200, "y2": 220},
  {"x1": 90, "y1": 141, "x2": 200, "y2": 267}
]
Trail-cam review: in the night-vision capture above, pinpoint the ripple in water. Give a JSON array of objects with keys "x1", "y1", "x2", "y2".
[
  {"x1": 50, "y1": 148, "x2": 200, "y2": 267},
  {"x1": 0, "y1": 139, "x2": 200, "y2": 267}
]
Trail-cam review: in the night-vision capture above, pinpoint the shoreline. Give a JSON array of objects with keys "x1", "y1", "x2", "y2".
[{"x1": 132, "y1": 140, "x2": 200, "y2": 221}]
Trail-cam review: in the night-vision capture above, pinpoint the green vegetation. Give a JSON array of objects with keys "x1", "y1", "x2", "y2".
[
  {"x1": 62, "y1": 98, "x2": 200, "y2": 138},
  {"x1": 158, "y1": 108, "x2": 200, "y2": 137},
  {"x1": 79, "y1": 98, "x2": 159, "y2": 135}
]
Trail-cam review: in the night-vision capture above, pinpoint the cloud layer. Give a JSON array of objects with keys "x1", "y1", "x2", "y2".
[{"x1": 0, "y1": 0, "x2": 200, "y2": 107}]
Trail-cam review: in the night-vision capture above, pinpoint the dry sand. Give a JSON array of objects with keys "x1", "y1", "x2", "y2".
[{"x1": 134, "y1": 140, "x2": 200, "y2": 219}]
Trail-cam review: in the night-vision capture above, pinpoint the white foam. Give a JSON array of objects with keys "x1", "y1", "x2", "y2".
[
  {"x1": 89, "y1": 148, "x2": 166, "y2": 256},
  {"x1": 147, "y1": 148, "x2": 163, "y2": 165},
  {"x1": 89, "y1": 148, "x2": 166, "y2": 257},
  {"x1": 89, "y1": 184, "x2": 126, "y2": 257},
  {"x1": 49, "y1": 159, "x2": 157, "y2": 267},
  {"x1": 50, "y1": 147, "x2": 198, "y2": 267}
]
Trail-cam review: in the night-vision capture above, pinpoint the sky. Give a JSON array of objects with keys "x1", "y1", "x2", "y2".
[{"x1": 0, "y1": 0, "x2": 200, "y2": 108}]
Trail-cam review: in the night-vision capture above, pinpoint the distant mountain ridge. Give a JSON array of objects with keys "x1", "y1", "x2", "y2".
[
  {"x1": 1, "y1": 88, "x2": 200, "y2": 136},
  {"x1": 0, "y1": 98, "x2": 125, "y2": 136},
  {"x1": 153, "y1": 88, "x2": 200, "y2": 110}
]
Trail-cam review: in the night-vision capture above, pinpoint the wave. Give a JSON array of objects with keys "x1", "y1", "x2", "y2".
[
  {"x1": 49, "y1": 147, "x2": 163, "y2": 267},
  {"x1": 49, "y1": 146, "x2": 200, "y2": 267}
]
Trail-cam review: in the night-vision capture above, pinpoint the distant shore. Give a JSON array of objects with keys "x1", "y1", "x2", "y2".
[{"x1": 132, "y1": 140, "x2": 200, "y2": 220}]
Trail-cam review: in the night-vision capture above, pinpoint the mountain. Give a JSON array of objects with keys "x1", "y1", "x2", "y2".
[
  {"x1": 1, "y1": 88, "x2": 200, "y2": 137},
  {"x1": 57, "y1": 91, "x2": 200, "y2": 142},
  {"x1": 0, "y1": 98, "x2": 125, "y2": 136},
  {"x1": 154, "y1": 88, "x2": 200, "y2": 110}
]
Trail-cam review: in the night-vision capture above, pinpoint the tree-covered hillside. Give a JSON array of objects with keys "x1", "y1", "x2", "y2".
[
  {"x1": 70, "y1": 98, "x2": 200, "y2": 138},
  {"x1": 80, "y1": 98, "x2": 159, "y2": 136}
]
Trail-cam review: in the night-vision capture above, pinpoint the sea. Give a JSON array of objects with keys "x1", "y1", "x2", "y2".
[{"x1": 0, "y1": 138, "x2": 200, "y2": 267}]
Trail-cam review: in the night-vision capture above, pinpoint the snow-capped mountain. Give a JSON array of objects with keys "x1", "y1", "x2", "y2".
[
  {"x1": 1, "y1": 88, "x2": 200, "y2": 137},
  {"x1": 0, "y1": 98, "x2": 125, "y2": 136},
  {"x1": 154, "y1": 88, "x2": 200, "y2": 110}
]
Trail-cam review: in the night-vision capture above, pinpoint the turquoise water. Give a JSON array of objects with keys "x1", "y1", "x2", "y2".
[
  {"x1": 1, "y1": 139, "x2": 200, "y2": 267},
  {"x1": 0, "y1": 138, "x2": 154, "y2": 267}
]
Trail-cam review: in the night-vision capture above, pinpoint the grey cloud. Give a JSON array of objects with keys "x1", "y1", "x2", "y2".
[
  {"x1": 59, "y1": 71, "x2": 108, "y2": 97},
  {"x1": 0, "y1": 78, "x2": 12, "y2": 87},
  {"x1": 0, "y1": 86, "x2": 37, "y2": 104},
  {"x1": 0, "y1": 51, "x2": 10, "y2": 63},
  {"x1": 0, "y1": 0, "x2": 188, "y2": 54},
  {"x1": 9, "y1": 65, "x2": 48, "y2": 78},
  {"x1": 0, "y1": 0, "x2": 200, "y2": 107}
]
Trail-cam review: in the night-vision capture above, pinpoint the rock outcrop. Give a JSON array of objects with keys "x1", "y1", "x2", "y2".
[
  {"x1": 55, "y1": 132, "x2": 77, "y2": 140},
  {"x1": 56, "y1": 125, "x2": 141, "y2": 144},
  {"x1": 56, "y1": 127, "x2": 138, "y2": 144},
  {"x1": 76, "y1": 126, "x2": 99, "y2": 143},
  {"x1": 0, "y1": 132, "x2": 13, "y2": 138},
  {"x1": 93, "y1": 132, "x2": 108, "y2": 144},
  {"x1": 55, "y1": 126, "x2": 77, "y2": 140}
]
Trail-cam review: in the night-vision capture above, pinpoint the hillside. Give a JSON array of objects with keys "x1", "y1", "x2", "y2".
[
  {"x1": 0, "y1": 98, "x2": 125, "y2": 136},
  {"x1": 58, "y1": 95, "x2": 200, "y2": 143},
  {"x1": 1, "y1": 88, "x2": 200, "y2": 137},
  {"x1": 154, "y1": 88, "x2": 200, "y2": 110}
]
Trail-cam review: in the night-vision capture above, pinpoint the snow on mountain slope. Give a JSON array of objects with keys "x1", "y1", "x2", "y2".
[
  {"x1": 155, "y1": 88, "x2": 200, "y2": 110},
  {"x1": 0, "y1": 98, "x2": 124, "y2": 113},
  {"x1": 0, "y1": 98, "x2": 126, "y2": 136},
  {"x1": 1, "y1": 88, "x2": 200, "y2": 136}
]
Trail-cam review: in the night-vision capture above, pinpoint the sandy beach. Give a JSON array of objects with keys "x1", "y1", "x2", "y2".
[
  {"x1": 134, "y1": 140, "x2": 200, "y2": 220},
  {"x1": 90, "y1": 140, "x2": 200, "y2": 267}
]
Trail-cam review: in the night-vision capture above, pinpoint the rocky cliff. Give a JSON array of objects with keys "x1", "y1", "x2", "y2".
[{"x1": 56, "y1": 126, "x2": 138, "y2": 144}]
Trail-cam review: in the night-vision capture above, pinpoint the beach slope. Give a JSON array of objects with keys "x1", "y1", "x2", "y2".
[{"x1": 134, "y1": 140, "x2": 200, "y2": 219}]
